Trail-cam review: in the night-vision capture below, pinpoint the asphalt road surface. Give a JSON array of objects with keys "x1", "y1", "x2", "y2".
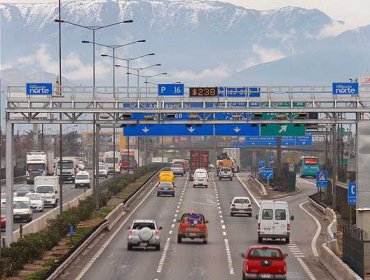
[{"x1": 76, "y1": 173, "x2": 333, "y2": 280}]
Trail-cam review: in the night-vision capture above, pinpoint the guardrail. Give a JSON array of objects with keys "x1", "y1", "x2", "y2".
[
  {"x1": 247, "y1": 175, "x2": 268, "y2": 196},
  {"x1": 47, "y1": 170, "x2": 160, "y2": 280},
  {"x1": 0, "y1": 175, "x2": 26, "y2": 186},
  {"x1": 308, "y1": 195, "x2": 327, "y2": 214}
]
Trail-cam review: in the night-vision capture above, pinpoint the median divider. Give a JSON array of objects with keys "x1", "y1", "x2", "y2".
[{"x1": 247, "y1": 175, "x2": 268, "y2": 196}]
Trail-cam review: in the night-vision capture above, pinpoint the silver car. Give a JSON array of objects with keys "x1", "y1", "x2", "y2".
[
  {"x1": 218, "y1": 167, "x2": 233, "y2": 181},
  {"x1": 171, "y1": 164, "x2": 184, "y2": 176},
  {"x1": 127, "y1": 219, "x2": 162, "y2": 250}
]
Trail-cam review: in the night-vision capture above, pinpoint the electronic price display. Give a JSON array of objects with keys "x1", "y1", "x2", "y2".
[{"x1": 189, "y1": 87, "x2": 218, "y2": 97}]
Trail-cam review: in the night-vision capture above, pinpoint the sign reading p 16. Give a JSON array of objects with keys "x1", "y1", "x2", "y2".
[
  {"x1": 158, "y1": 84, "x2": 184, "y2": 96},
  {"x1": 332, "y1": 82, "x2": 359, "y2": 95},
  {"x1": 26, "y1": 83, "x2": 53, "y2": 95}
]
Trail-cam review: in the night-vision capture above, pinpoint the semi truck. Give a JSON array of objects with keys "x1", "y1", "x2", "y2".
[
  {"x1": 120, "y1": 149, "x2": 138, "y2": 171},
  {"x1": 189, "y1": 151, "x2": 209, "y2": 171},
  {"x1": 54, "y1": 157, "x2": 79, "y2": 182},
  {"x1": 102, "y1": 151, "x2": 120, "y2": 174},
  {"x1": 26, "y1": 151, "x2": 54, "y2": 184},
  {"x1": 223, "y1": 148, "x2": 241, "y2": 172}
]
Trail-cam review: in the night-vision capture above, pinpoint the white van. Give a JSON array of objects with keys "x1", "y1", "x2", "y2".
[
  {"x1": 75, "y1": 171, "x2": 91, "y2": 189},
  {"x1": 256, "y1": 201, "x2": 294, "y2": 244},
  {"x1": 193, "y1": 168, "x2": 208, "y2": 188},
  {"x1": 13, "y1": 196, "x2": 32, "y2": 222}
]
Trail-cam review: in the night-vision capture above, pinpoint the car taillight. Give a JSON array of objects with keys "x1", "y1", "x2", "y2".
[
  {"x1": 287, "y1": 224, "x2": 290, "y2": 231},
  {"x1": 155, "y1": 230, "x2": 160, "y2": 235},
  {"x1": 258, "y1": 223, "x2": 260, "y2": 230},
  {"x1": 128, "y1": 230, "x2": 133, "y2": 235}
]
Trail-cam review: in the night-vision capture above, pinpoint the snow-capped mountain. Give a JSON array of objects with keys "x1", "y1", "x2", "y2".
[{"x1": 0, "y1": 0, "x2": 367, "y2": 86}]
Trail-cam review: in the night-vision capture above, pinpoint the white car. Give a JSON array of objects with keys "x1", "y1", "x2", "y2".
[
  {"x1": 99, "y1": 163, "x2": 108, "y2": 178},
  {"x1": 13, "y1": 196, "x2": 32, "y2": 222},
  {"x1": 127, "y1": 219, "x2": 162, "y2": 250},
  {"x1": 193, "y1": 168, "x2": 209, "y2": 188},
  {"x1": 75, "y1": 171, "x2": 91, "y2": 188},
  {"x1": 25, "y1": 193, "x2": 44, "y2": 212},
  {"x1": 230, "y1": 196, "x2": 252, "y2": 217}
]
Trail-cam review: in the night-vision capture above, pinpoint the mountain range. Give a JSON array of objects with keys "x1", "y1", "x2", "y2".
[{"x1": 1, "y1": 0, "x2": 369, "y2": 88}]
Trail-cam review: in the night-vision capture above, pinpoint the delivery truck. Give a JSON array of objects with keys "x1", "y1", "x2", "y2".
[{"x1": 26, "y1": 151, "x2": 54, "y2": 184}]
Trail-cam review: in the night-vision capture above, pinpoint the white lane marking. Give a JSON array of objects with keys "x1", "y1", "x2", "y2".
[
  {"x1": 157, "y1": 237, "x2": 171, "y2": 273},
  {"x1": 297, "y1": 257, "x2": 317, "y2": 280},
  {"x1": 176, "y1": 209, "x2": 179, "y2": 213},
  {"x1": 236, "y1": 174, "x2": 260, "y2": 208},
  {"x1": 223, "y1": 231, "x2": 227, "y2": 236},
  {"x1": 221, "y1": 220, "x2": 224, "y2": 224},
  {"x1": 221, "y1": 225, "x2": 225, "y2": 229},
  {"x1": 75, "y1": 180, "x2": 159, "y2": 280},
  {"x1": 174, "y1": 214, "x2": 177, "y2": 217},
  {"x1": 173, "y1": 219, "x2": 176, "y2": 222},
  {"x1": 169, "y1": 230, "x2": 172, "y2": 235},
  {"x1": 299, "y1": 201, "x2": 320, "y2": 257},
  {"x1": 171, "y1": 224, "x2": 175, "y2": 228},
  {"x1": 224, "y1": 239, "x2": 235, "y2": 275}
]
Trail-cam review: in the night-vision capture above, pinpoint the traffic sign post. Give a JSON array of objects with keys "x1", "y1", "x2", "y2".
[
  {"x1": 348, "y1": 182, "x2": 356, "y2": 205},
  {"x1": 261, "y1": 124, "x2": 305, "y2": 136},
  {"x1": 316, "y1": 170, "x2": 328, "y2": 188},
  {"x1": 158, "y1": 84, "x2": 184, "y2": 96},
  {"x1": 258, "y1": 160, "x2": 265, "y2": 174},
  {"x1": 269, "y1": 155, "x2": 275, "y2": 164}
]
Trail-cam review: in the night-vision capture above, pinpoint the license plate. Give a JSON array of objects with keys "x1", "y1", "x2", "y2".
[
  {"x1": 261, "y1": 274, "x2": 271, "y2": 279},
  {"x1": 140, "y1": 242, "x2": 147, "y2": 246},
  {"x1": 189, "y1": 233, "x2": 197, "y2": 237},
  {"x1": 14, "y1": 215, "x2": 20, "y2": 219}
]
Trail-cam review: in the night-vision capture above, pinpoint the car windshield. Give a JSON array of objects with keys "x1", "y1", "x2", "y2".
[
  {"x1": 159, "y1": 182, "x2": 173, "y2": 188},
  {"x1": 132, "y1": 222, "x2": 156, "y2": 230},
  {"x1": 249, "y1": 248, "x2": 282, "y2": 259},
  {"x1": 16, "y1": 186, "x2": 30, "y2": 192},
  {"x1": 36, "y1": 186, "x2": 54, "y2": 193},
  {"x1": 26, "y1": 194, "x2": 41, "y2": 200},
  {"x1": 27, "y1": 163, "x2": 45, "y2": 171},
  {"x1": 58, "y1": 161, "x2": 74, "y2": 169},
  {"x1": 172, "y1": 164, "x2": 183, "y2": 168},
  {"x1": 195, "y1": 172, "x2": 207, "y2": 178},
  {"x1": 105, "y1": 158, "x2": 119, "y2": 163},
  {"x1": 76, "y1": 175, "x2": 89, "y2": 180},
  {"x1": 13, "y1": 201, "x2": 29, "y2": 209},
  {"x1": 234, "y1": 198, "x2": 250, "y2": 204},
  {"x1": 181, "y1": 213, "x2": 205, "y2": 224},
  {"x1": 221, "y1": 168, "x2": 231, "y2": 172}
]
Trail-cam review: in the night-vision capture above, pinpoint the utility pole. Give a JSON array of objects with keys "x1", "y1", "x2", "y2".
[
  {"x1": 276, "y1": 136, "x2": 282, "y2": 186},
  {"x1": 332, "y1": 114, "x2": 337, "y2": 210}
]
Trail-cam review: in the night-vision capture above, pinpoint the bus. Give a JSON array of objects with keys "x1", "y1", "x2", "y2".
[{"x1": 299, "y1": 156, "x2": 319, "y2": 178}]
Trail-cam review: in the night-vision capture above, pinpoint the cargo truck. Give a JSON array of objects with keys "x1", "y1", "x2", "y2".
[
  {"x1": 26, "y1": 151, "x2": 54, "y2": 184},
  {"x1": 223, "y1": 148, "x2": 241, "y2": 172},
  {"x1": 189, "y1": 151, "x2": 209, "y2": 171},
  {"x1": 34, "y1": 176, "x2": 59, "y2": 208},
  {"x1": 120, "y1": 149, "x2": 138, "y2": 171},
  {"x1": 102, "y1": 151, "x2": 120, "y2": 174},
  {"x1": 54, "y1": 157, "x2": 79, "y2": 183}
]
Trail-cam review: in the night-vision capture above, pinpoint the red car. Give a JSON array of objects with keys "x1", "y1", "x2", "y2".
[
  {"x1": 241, "y1": 245, "x2": 287, "y2": 280},
  {"x1": 1, "y1": 214, "x2": 6, "y2": 231},
  {"x1": 177, "y1": 212, "x2": 208, "y2": 244}
]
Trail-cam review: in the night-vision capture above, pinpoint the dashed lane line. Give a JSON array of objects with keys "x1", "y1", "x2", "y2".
[
  {"x1": 297, "y1": 257, "x2": 317, "y2": 280},
  {"x1": 156, "y1": 238, "x2": 171, "y2": 273},
  {"x1": 224, "y1": 239, "x2": 235, "y2": 275},
  {"x1": 299, "y1": 201, "x2": 321, "y2": 257}
]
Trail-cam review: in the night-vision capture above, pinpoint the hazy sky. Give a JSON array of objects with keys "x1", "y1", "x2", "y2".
[{"x1": 1, "y1": 0, "x2": 369, "y2": 28}]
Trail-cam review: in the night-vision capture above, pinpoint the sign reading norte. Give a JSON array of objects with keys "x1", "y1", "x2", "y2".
[
  {"x1": 332, "y1": 82, "x2": 359, "y2": 95},
  {"x1": 26, "y1": 83, "x2": 53, "y2": 95}
]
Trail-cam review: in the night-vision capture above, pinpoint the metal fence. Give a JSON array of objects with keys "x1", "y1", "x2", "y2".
[{"x1": 342, "y1": 223, "x2": 366, "y2": 278}]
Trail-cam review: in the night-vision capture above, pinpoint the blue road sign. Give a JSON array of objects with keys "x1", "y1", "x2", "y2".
[
  {"x1": 215, "y1": 124, "x2": 259, "y2": 136},
  {"x1": 258, "y1": 161, "x2": 265, "y2": 173},
  {"x1": 218, "y1": 87, "x2": 246, "y2": 97},
  {"x1": 269, "y1": 155, "x2": 275, "y2": 164},
  {"x1": 348, "y1": 182, "x2": 356, "y2": 205},
  {"x1": 263, "y1": 168, "x2": 273, "y2": 180},
  {"x1": 214, "y1": 112, "x2": 250, "y2": 121},
  {"x1": 26, "y1": 83, "x2": 53, "y2": 95},
  {"x1": 246, "y1": 137, "x2": 276, "y2": 146},
  {"x1": 158, "y1": 84, "x2": 184, "y2": 96},
  {"x1": 249, "y1": 87, "x2": 261, "y2": 97},
  {"x1": 123, "y1": 124, "x2": 213, "y2": 136},
  {"x1": 332, "y1": 82, "x2": 359, "y2": 95},
  {"x1": 316, "y1": 170, "x2": 328, "y2": 188}
]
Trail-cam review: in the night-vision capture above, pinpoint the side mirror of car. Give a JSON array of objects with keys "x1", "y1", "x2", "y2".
[
  {"x1": 127, "y1": 226, "x2": 131, "y2": 230},
  {"x1": 159, "y1": 226, "x2": 163, "y2": 230},
  {"x1": 255, "y1": 214, "x2": 259, "y2": 220},
  {"x1": 284, "y1": 253, "x2": 288, "y2": 258},
  {"x1": 205, "y1": 220, "x2": 209, "y2": 224},
  {"x1": 290, "y1": 215, "x2": 294, "y2": 221},
  {"x1": 240, "y1": 253, "x2": 245, "y2": 258},
  {"x1": 55, "y1": 190, "x2": 58, "y2": 194}
]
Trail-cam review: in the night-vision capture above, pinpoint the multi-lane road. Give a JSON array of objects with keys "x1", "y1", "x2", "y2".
[{"x1": 71, "y1": 172, "x2": 333, "y2": 280}]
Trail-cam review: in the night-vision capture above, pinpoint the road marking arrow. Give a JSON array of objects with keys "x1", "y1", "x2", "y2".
[
  {"x1": 142, "y1": 126, "x2": 150, "y2": 133},
  {"x1": 233, "y1": 127, "x2": 241, "y2": 133},
  {"x1": 279, "y1": 125, "x2": 288, "y2": 134},
  {"x1": 187, "y1": 127, "x2": 196, "y2": 133}
]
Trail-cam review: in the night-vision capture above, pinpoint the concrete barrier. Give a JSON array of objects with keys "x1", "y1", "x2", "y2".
[
  {"x1": 248, "y1": 175, "x2": 268, "y2": 196},
  {"x1": 105, "y1": 203, "x2": 125, "y2": 231},
  {"x1": 320, "y1": 243, "x2": 362, "y2": 280},
  {"x1": 325, "y1": 207, "x2": 339, "y2": 254},
  {"x1": 12, "y1": 189, "x2": 93, "y2": 242}
]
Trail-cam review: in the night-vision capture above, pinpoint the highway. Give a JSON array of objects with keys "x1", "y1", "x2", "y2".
[
  {"x1": 74, "y1": 172, "x2": 333, "y2": 280},
  {"x1": 1, "y1": 173, "x2": 113, "y2": 237}
]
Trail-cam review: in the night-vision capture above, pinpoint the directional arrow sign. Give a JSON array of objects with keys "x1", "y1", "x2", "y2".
[
  {"x1": 123, "y1": 124, "x2": 213, "y2": 136},
  {"x1": 215, "y1": 124, "x2": 259, "y2": 136},
  {"x1": 261, "y1": 124, "x2": 305, "y2": 136}
]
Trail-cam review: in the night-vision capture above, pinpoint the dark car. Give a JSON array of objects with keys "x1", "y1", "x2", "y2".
[
  {"x1": 157, "y1": 182, "x2": 175, "y2": 197},
  {"x1": 14, "y1": 185, "x2": 33, "y2": 197}
]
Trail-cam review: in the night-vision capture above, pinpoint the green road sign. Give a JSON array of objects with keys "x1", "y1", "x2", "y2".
[{"x1": 261, "y1": 124, "x2": 305, "y2": 136}]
